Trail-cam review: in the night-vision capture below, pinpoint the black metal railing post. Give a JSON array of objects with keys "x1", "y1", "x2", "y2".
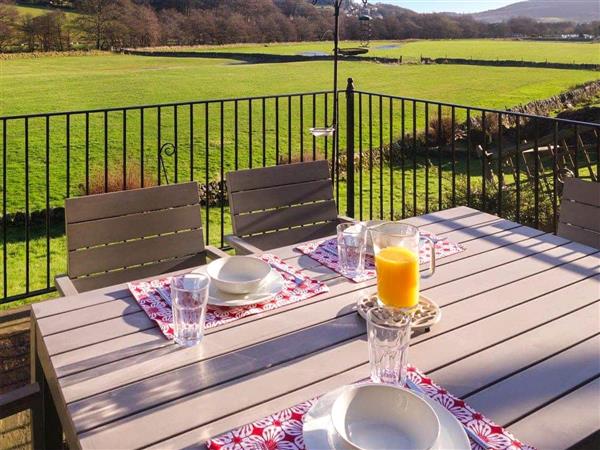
[{"x1": 345, "y1": 78, "x2": 356, "y2": 218}]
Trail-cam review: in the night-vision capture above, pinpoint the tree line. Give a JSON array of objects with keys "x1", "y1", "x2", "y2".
[{"x1": 0, "y1": 0, "x2": 598, "y2": 52}]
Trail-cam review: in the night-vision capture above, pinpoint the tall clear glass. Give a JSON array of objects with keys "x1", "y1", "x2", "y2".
[
  {"x1": 369, "y1": 222, "x2": 436, "y2": 309},
  {"x1": 171, "y1": 273, "x2": 210, "y2": 347},
  {"x1": 367, "y1": 306, "x2": 412, "y2": 386},
  {"x1": 337, "y1": 222, "x2": 367, "y2": 278}
]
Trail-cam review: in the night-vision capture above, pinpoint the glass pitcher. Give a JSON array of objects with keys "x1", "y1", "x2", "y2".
[{"x1": 369, "y1": 222, "x2": 436, "y2": 309}]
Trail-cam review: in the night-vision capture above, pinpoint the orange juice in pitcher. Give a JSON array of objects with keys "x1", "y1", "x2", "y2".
[{"x1": 370, "y1": 223, "x2": 436, "y2": 310}]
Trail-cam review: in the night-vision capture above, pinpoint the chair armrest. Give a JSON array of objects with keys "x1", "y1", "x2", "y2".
[
  {"x1": 205, "y1": 245, "x2": 230, "y2": 260},
  {"x1": 55, "y1": 275, "x2": 79, "y2": 297},
  {"x1": 0, "y1": 383, "x2": 40, "y2": 419},
  {"x1": 337, "y1": 215, "x2": 355, "y2": 223},
  {"x1": 224, "y1": 234, "x2": 263, "y2": 255}
]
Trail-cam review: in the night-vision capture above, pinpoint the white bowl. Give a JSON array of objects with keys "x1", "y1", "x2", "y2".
[
  {"x1": 206, "y1": 256, "x2": 272, "y2": 294},
  {"x1": 331, "y1": 384, "x2": 440, "y2": 450}
]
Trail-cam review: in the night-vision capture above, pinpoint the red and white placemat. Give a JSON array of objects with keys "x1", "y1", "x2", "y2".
[
  {"x1": 128, "y1": 254, "x2": 329, "y2": 339},
  {"x1": 206, "y1": 365, "x2": 535, "y2": 450},
  {"x1": 296, "y1": 231, "x2": 466, "y2": 283}
]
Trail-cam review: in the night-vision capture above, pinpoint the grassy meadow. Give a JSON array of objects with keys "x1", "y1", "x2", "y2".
[
  {"x1": 14, "y1": 4, "x2": 80, "y2": 20},
  {"x1": 0, "y1": 43, "x2": 599, "y2": 307},
  {"x1": 186, "y1": 39, "x2": 600, "y2": 65}
]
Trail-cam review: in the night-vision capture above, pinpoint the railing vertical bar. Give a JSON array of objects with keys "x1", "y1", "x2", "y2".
[
  {"x1": 25, "y1": 118, "x2": 29, "y2": 293},
  {"x1": 174, "y1": 105, "x2": 178, "y2": 183},
  {"x1": 312, "y1": 93, "x2": 317, "y2": 160},
  {"x1": 205, "y1": 103, "x2": 209, "y2": 245},
  {"x1": 122, "y1": 110, "x2": 127, "y2": 190},
  {"x1": 368, "y1": 94, "x2": 373, "y2": 220},
  {"x1": 401, "y1": 99, "x2": 406, "y2": 219},
  {"x1": 248, "y1": 99, "x2": 253, "y2": 168},
  {"x1": 359, "y1": 93, "x2": 363, "y2": 221},
  {"x1": 389, "y1": 98, "x2": 394, "y2": 220},
  {"x1": 574, "y1": 125, "x2": 580, "y2": 177},
  {"x1": 190, "y1": 104, "x2": 194, "y2": 181},
  {"x1": 85, "y1": 112, "x2": 90, "y2": 194},
  {"x1": 552, "y1": 122, "x2": 558, "y2": 233},
  {"x1": 45, "y1": 116, "x2": 50, "y2": 289},
  {"x1": 2, "y1": 119, "x2": 6, "y2": 298},
  {"x1": 596, "y1": 127, "x2": 600, "y2": 180},
  {"x1": 66, "y1": 114, "x2": 71, "y2": 197},
  {"x1": 379, "y1": 95, "x2": 383, "y2": 219},
  {"x1": 451, "y1": 106, "x2": 456, "y2": 207},
  {"x1": 220, "y1": 101, "x2": 225, "y2": 247},
  {"x1": 481, "y1": 111, "x2": 487, "y2": 212},
  {"x1": 157, "y1": 106, "x2": 162, "y2": 185},
  {"x1": 534, "y1": 117, "x2": 540, "y2": 228},
  {"x1": 424, "y1": 102, "x2": 429, "y2": 214},
  {"x1": 275, "y1": 97, "x2": 280, "y2": 164},
  {"x1": 324, "y1": 93, "x2": 329, "y2": 159},
  {"x1": 140, "y1": 109, "x2": 144, "y2": 188},
  {"x1": 300, "y1": 95, "x2": 304, "y2": 163},
  {"x1": 497, "y1": 112, "x2": 503, "y2": 216},
  {"x1": 515, "y1": 116, "x2": 521, "y2": 224},
  {"x1": 104, "y1": 110, "x2": 108, "y2": 192},
  {"x1": 234, "y1": 100, "x2": 239, "y2": 171},
  {"x1": 466, "y1": 108, "x2": 471, "y2": 207},
  {"x1": 437, "y1": 104, "x2": 442, "y2": 211},
  {"x1": 262, "y1": 97, "x2": 266, "y2": 166},
  {"x1": 288, "y1": 96, "x2": 292, "y2": 163},
  {"x1": 412, "y1": 101, "x2": 417, "y2": 217}
]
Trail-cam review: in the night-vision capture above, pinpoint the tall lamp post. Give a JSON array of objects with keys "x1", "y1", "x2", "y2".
[{"x1": 310, "y1": 0, "x2": 345, "y2": 181}]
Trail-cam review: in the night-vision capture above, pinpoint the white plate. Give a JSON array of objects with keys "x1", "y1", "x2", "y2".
[
  {"x1": 192, "y1": 267, "x2": 285, "y2": 307},
  {"x1": 303, "y1": 384, "x2": 470, "y2": 450}
]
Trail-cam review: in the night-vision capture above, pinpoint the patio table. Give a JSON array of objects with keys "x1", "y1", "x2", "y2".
[{"x1": 30, "y1": 206, "x2": 600, "y2": 450}]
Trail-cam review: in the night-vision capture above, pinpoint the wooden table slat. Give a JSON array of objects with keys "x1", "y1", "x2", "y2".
[{"x1": 506, "y1": 378, "x2": 600, "y2": 450}]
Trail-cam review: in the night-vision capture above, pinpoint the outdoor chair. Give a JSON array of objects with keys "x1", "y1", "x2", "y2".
[
  {"x1": 557, "y1": 177, "x2": 600, "y2": 249},
  {"x1": 225, "y1": 160, "x2": 352, "y2": 254},
  {"x1": 55, "y1": 182, "x2": 227, "y2": 296}
]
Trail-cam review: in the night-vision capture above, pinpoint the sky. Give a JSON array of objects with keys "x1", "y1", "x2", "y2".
[{"x1": 375, "y1": 1, "x2": 519, "y2": 13}]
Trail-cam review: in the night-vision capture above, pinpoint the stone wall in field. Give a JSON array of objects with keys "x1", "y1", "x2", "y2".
[
  {"x1": 507, "y1": 80, "x2": 600, "y2": 118},
  {"x1": 421, "y1": 57, "x2": 600, "y2": 71}
]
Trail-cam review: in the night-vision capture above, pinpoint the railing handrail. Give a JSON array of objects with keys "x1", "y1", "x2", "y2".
[
  {"x1": 3, "y1": 88, "x2": 598, "y2": 130},
  {"x1": 0, "y1": 90, "x2": 336, "y2": 121},
  {"x1": 354, "y1": 89, "x2": 600, "y2": 128}
]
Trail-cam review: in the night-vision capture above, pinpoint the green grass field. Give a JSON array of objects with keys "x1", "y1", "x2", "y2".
[
  {"x1": 14, "y1": 4, "x2": 80, "y2": 20},
  {"x1": 185, "y1": 39, "x2": 600, "y2": 65},
  {"x1": 0, "y1": 45, "x2": 598, "y2": 308}
]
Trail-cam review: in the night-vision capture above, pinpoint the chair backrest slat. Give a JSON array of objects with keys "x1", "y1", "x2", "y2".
[
  {"x1": 557, "y1": 178, "x2": 600, "y2": 249},
  {"x1": 66, "y1": 183, "x2": 199, "y2": 222},
  {"x1": 243, "y1": 222, "x2": 340, "y2": 251},
  {"x1": 67, "y1": 204, "x2": 202, "y2": 250},
  {"x1": 227, "y1": 161, "x2": 340, "y2": 250},
  {"x1": 229, "y1": 179, "x2": 334, "y2": 215},
  {"x1": 227, "y1": 160, "x2": 330, "y2": 192},
  {"x1": 71, "y1": 254, "x2": 207, "y2": 293},
  {"x1": 66, "y1": 182, "x2": 206, "y2": 292}
]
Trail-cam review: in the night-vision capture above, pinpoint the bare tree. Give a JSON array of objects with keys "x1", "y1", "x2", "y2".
[{"x1": 0, "y1": 2, "x2": 18, "y2": 51}]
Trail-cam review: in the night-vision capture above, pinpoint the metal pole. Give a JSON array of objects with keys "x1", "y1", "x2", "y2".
[
  {"x1": 331, "y1": 0, "x2": 341, "y2": 182},
  {"x1": 346, "y1": 78, "x2": 355, "y2": 218}
]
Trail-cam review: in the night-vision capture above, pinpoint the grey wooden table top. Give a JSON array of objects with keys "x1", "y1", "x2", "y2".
[{"x1": 30, "y1": 207, "x2": 600, "y2": 450}]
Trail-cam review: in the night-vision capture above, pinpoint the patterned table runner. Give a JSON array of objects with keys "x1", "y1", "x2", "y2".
[
  {"x1": 207, "y1": 366, "x2": 535, "y2": 450},
  {"x1": 296, "y1": 231, "x2": 465, "y2": 282},
  {"x1": 128, "y1": 254, "x2": 328, "y2": 339}
]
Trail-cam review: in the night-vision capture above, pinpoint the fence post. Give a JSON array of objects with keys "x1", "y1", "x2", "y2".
[{"x1": 345, "y1": 78, "x2": 355, "y2": 218}]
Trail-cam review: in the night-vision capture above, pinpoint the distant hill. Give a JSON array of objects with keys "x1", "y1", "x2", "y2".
[{"x1": 472, "y1": 0, "x2": 600, "y2": 23}]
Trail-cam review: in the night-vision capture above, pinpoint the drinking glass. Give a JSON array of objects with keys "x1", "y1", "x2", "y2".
[
  {"x1": 369, "y1": 222, "x2": 436, "y2": 309},
  {"x1": 171, "y1": 273, "x2": 210, "y2": 347},
  {"x1": 367, "y1": 306, "x2": 412, "y2": 386},
  {"x1": 337, "y1": 222, "x2": 368, "y2": 278}
]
